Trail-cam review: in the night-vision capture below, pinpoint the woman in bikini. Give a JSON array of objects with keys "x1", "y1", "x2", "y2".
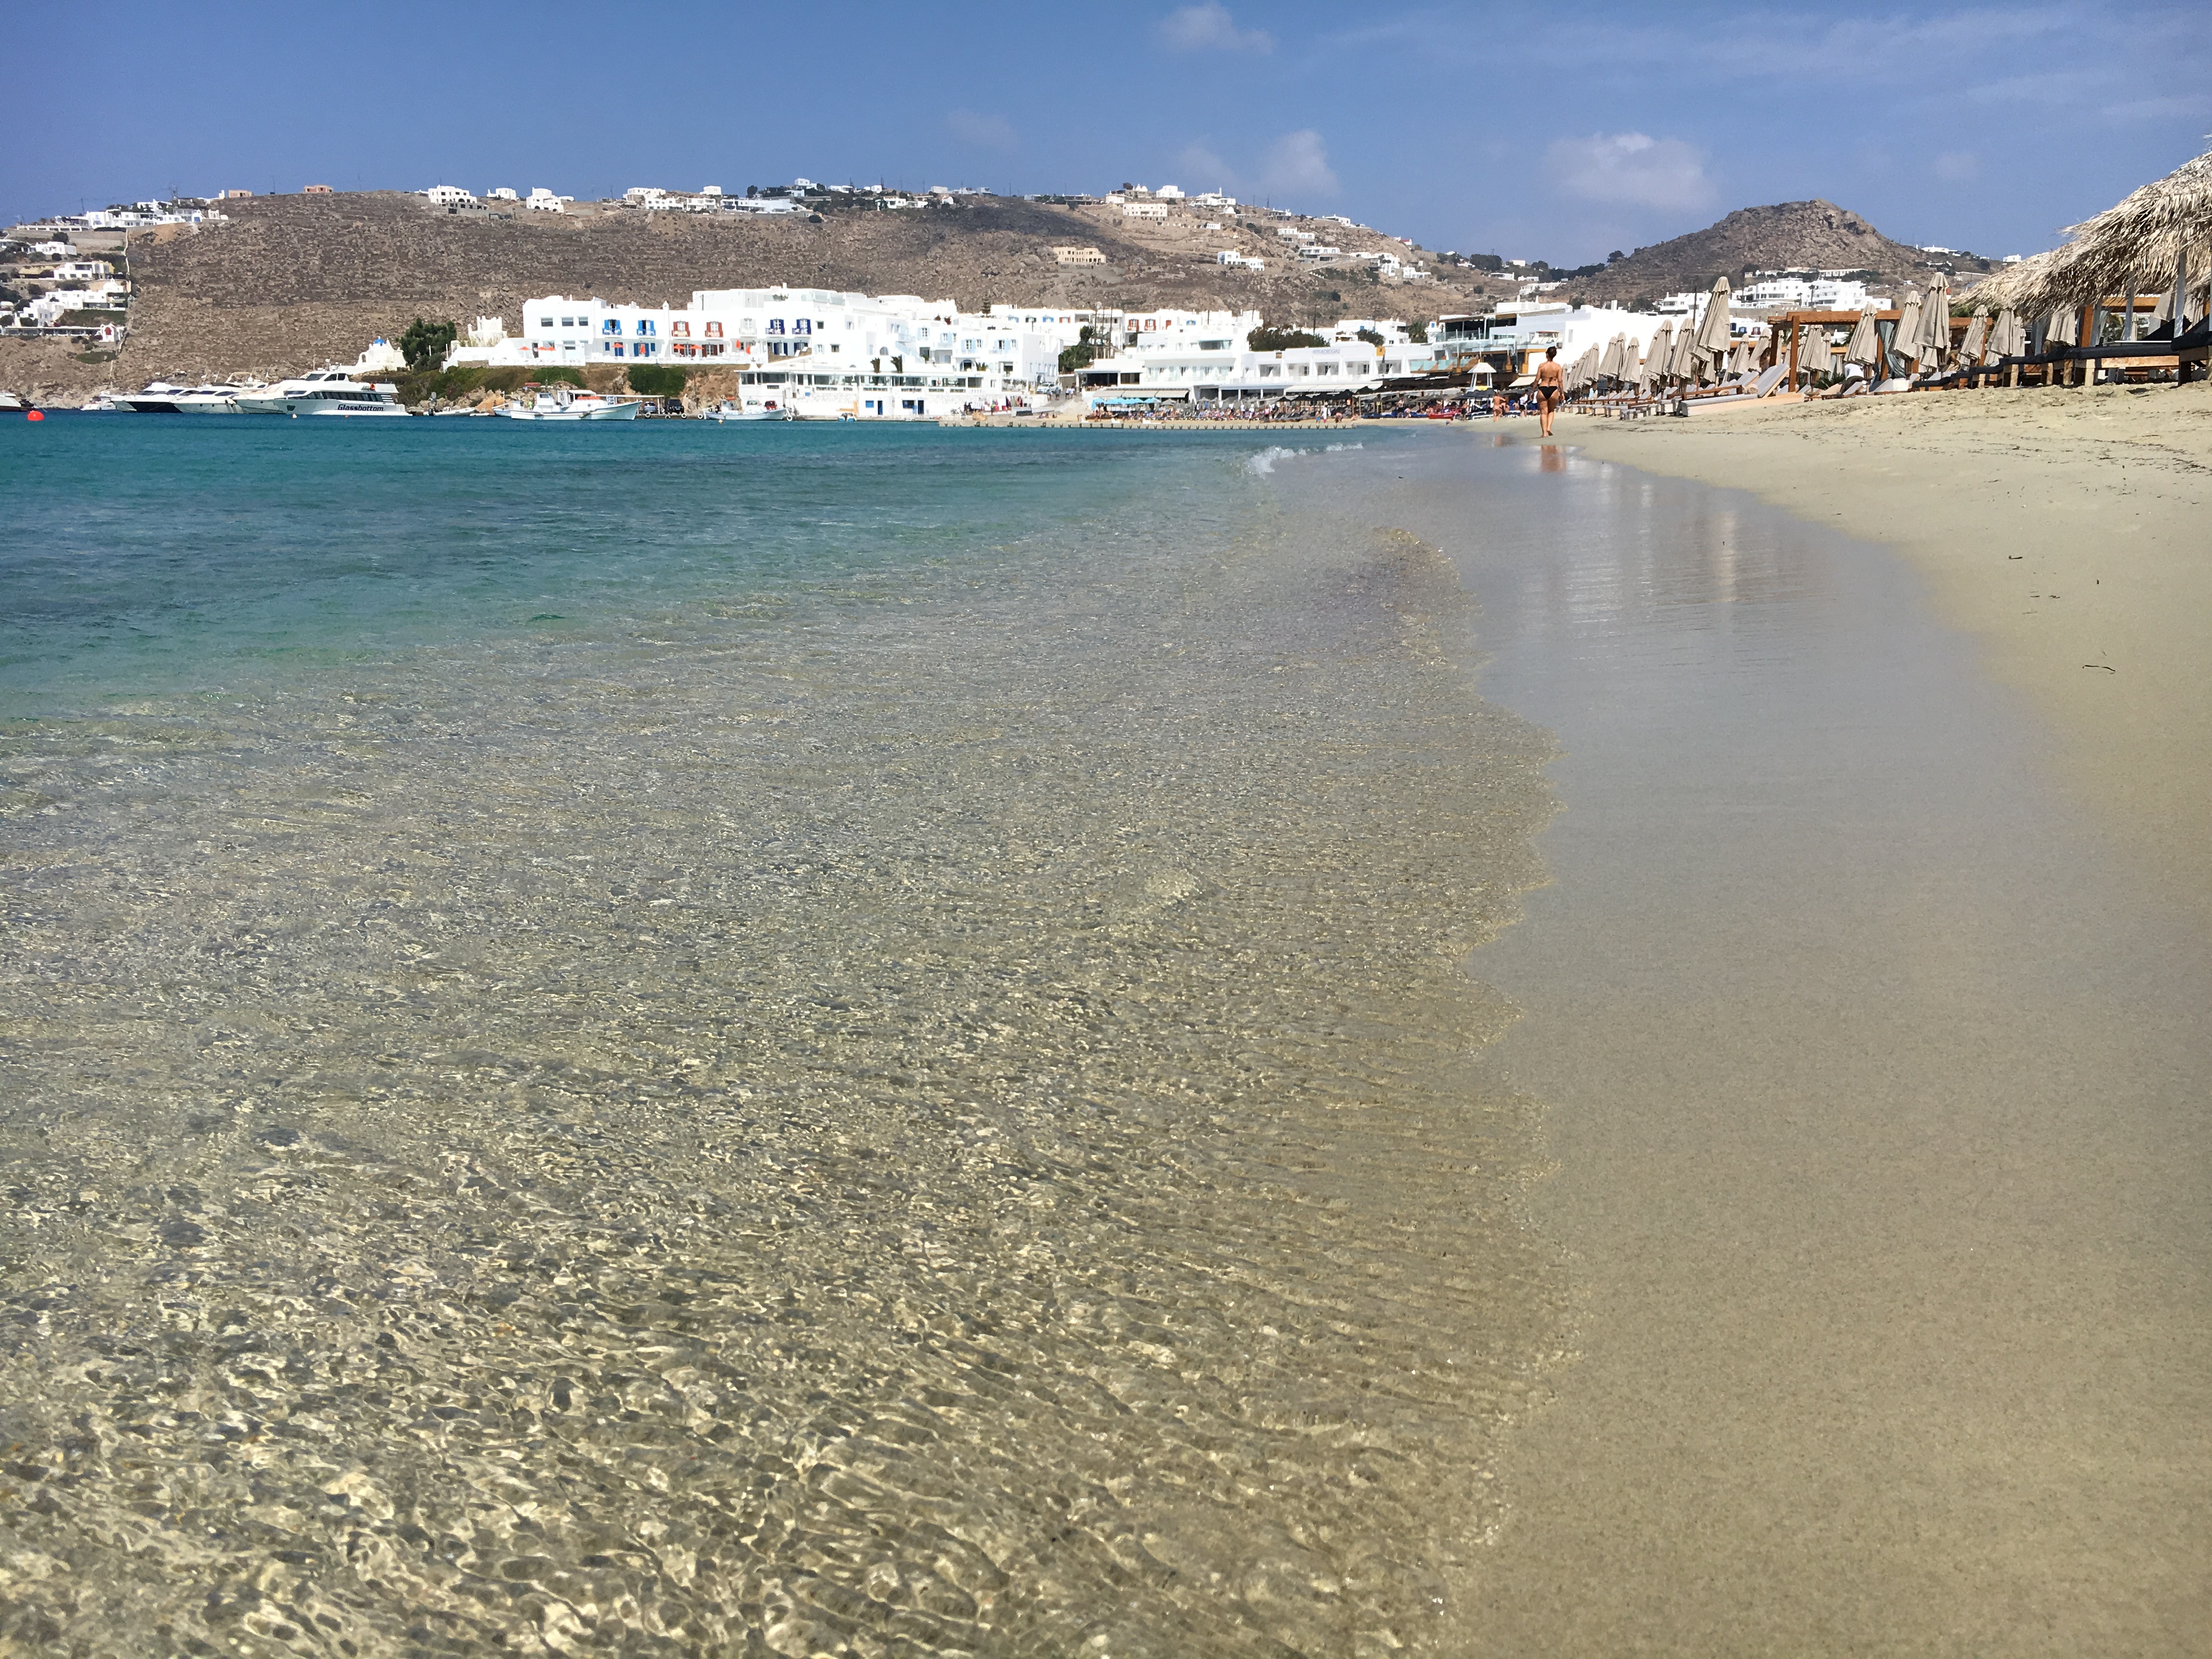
[{"x1": 1534, "y1": 346, "x2": 1564, "y2": 437}]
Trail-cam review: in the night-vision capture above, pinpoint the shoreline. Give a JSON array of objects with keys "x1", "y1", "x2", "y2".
[
  {"x1": 1289, "y1": 437, "x2": 2212, "y2": 1653},
  {"x1": 1548, "y1": 382, "x2": 2212, "y2": 920}
]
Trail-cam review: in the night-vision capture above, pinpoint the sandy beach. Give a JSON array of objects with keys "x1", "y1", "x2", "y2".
[
  {"x1": 1555, "y1": 381, "x2": 2212, "y2": 918},
  {"x1": 1279, "y1": 433, "x2": 2212, "y2": 1654}
]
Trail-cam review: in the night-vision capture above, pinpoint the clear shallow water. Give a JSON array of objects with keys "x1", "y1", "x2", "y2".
[{"x1": 0, "y1": 418, "x2": 1566, "y2": 1657}]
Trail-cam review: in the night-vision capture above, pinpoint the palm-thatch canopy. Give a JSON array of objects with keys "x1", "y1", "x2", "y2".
[{"x1": 1971, "y1": 140, "x2": 2212, "y2": 315}]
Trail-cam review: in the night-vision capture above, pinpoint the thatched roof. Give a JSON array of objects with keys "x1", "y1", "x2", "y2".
[{"x1": 1977, "y1": 142, "x2": 2212, "y2": 314}]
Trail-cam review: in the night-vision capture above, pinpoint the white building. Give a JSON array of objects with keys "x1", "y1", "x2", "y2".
[
  {"x1": 1076, "y1": 321, "x2": 1465, "y2": 408},
  {"x1": 422, "y1": 185, "x2": 474, "y2": 206},
  {"x1": 511, "y1": 287, "x2": 1076, "y2": 419},
  {"x1": 488, "y1": 187, "x2": 519, "y2": 201},
  {"x1": 1122, "y1": 202, "x2": 1168, "y2": 221},
  {"x1": 526, "y1": 189, "x2": 568, "y2": 212},
  {"x1": 1216, "y1": 250, "x2": 1265, "y2": 270}
]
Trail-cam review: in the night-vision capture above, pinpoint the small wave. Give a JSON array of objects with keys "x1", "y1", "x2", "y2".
[{"x1": 1246, "y1": 441, "x2": 1365, "y2": 476}]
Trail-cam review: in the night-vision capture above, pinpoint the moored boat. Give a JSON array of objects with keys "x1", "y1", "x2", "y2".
[
  {"x1": 119, "y1": 381, "x2": 253, "y2": 413},
  {"x1": 702, "y1": 399, "x2": 795, "y2": 421},
  {"x1": 234, "y1": 369, "x2": 407, "y2": 417},
  {"x1": 498, "y1": 385, "x2": 644, "y2": 421}
]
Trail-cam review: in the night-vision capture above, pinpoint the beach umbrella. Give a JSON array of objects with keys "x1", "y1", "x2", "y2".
[
  {"x1": 2024, "y1": 140, "x2": 2212, "y2": 316},
  {"x1": 2045, "y1": 305, "x2": 2079, "y2": 346},
  {"x1": 1843, "y1": 303, "x2": 1881, "y2": 370},
  {"x1": 1801, "y1": 326, "x2": 1835, "y2": 379},
  {"x1": 1960, "y1": 305, "x2": 1990, "y2": 364},
  {"x1": 1573, "y1": 344, "x2": 1601, "y2": 392},
  {"x1": 1646, "y1": 319, "x2": 1675, "y2": 381},
  {"x1": 1892, "y1": 289, "x2": 1923, "y2": 371},
  {"x1": 1596, "y1": 334, "x2": 1622, "y2": 381},
  {"x1": 1916, "y1": 273, "x2": 1953, "y2": 366},
  {"x1": 1692, "y1": 276, "x2": 1734, "y2": 358},
  {"x1": 1670, "y1": 318, "x2": 1700, "y2": 380}
]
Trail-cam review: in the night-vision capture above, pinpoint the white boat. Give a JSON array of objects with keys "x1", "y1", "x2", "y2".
[
  {"x1": 702, "y1": 399, "x2": 795, "y2": 422},
  {"x1": 498, "y1": 385, "x2": 644, "y2": 421},
  {"x1": 0, "y1": 391, "x2": 26, "y2": 412},
  {"x1": 120, "y1": 381, "x2": 254, "y2": 413},
  {"x1": 234, "y1": 369, "x2": 407, "y2": 417}
]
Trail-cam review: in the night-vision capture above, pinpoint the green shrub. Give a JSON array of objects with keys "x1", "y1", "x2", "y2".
[
  {"x1": 626, "y1": 363, "x2": 688, "y2": 397},
  {"x1": 534, "y1": 365, "x2": 585, "y2": 387},
  {"x1": 399, "y1": 317, "x2": 458, "y2": 371},
  {"x1": 1248, "y1": 324, "x2": 1327, "y2": 352}
]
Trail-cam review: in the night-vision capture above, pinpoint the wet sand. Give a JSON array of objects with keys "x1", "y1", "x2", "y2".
[
  {"x1": 1559, "y1": 381, "x2": 2212, "y2": 920},
  {"x1": 1284, "y1": 438, "x2": 2212, "y2": 1655}
]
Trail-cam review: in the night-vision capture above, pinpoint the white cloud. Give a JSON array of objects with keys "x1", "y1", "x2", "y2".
[
  {"x1": 1544, "y1": 131, "x2": 1717, "y2": 213},
  {"x1": 1934, "y1": 149, "x2": 1982, "y2": 182},
  {"x1": 946, "y1": 110, "x2": 1017, "y2": 152},
  {"x1": 1257, "y1": 129, "x2": 1338, "y2": 199},
  {"x1": 1159, "y1": 3, "x2": 1272, "y2": 53}
]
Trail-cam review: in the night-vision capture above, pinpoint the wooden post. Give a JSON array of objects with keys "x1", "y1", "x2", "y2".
[{"x1": 1787, "y1": 317, "x2": 1800, "y2": 391}]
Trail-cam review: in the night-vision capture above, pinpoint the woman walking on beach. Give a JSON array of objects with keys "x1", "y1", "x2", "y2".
[{"x1": 1535, "y1": 346, "x2": 1564, "y2": 437}]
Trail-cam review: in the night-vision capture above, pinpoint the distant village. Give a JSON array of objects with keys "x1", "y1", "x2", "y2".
[{"x1": 4, "y1": 175, "x2": 1975, "y2": 416}]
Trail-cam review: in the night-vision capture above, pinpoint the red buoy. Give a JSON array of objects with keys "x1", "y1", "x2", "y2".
[{"x1": 25, "y1": 410, "x2": 43, "y2": 421}]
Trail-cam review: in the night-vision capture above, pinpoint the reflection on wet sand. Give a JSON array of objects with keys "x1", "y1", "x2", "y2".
[{"x1": 1294, "y1": 438, "x2": 2212, "y2": 1657}]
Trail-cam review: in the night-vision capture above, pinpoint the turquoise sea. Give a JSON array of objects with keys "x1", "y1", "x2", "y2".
[{"x1": 1, "y1": 415, "x2": 1566, "y2": 1657}]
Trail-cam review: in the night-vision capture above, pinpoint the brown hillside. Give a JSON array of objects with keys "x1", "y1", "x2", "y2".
[
  {"x1": 1559, "y1": 200, "x2": 1996, "y2": 305},
  {"x1": 2, "y1": 191, "x2": 1503, "y2": 396}
]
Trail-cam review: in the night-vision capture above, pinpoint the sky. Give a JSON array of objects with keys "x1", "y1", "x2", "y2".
[{"x1": 13, "y1": 1, "x2": 2210, "y2": 267}]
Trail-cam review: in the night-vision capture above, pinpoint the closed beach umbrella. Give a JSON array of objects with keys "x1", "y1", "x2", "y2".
[
  {"x1": 1596, "y1": 334, "x2": 1623, "y2": 381},
  {"x1": 1692, "y1": 276, "x2": 1734, "y2": 357},
  {"x1": 1892, "y1": 289, "x2": 1923, "y2": 370},
  {"x1": 1960, "y1": 305, "x2": 1990, "y2": 364},
  {"x1": 2045, "y1": 305, "x2": 2079, "y2": 346},
  {"x1": 1801, "y1": 326, "x2": 1835, "y2": 377},
  {"x1": 1574, "y1": 344, "x2": 1601, "y2": 391},
  {"x1": 1671, "y1": 318, "x2": 1700, "y2": 380},
  {"x1": 1989, "y1": 308, "x2": 2024, "y2": 358},
  {"x1": 1918, "y1": 273, "x2": 1953, "y2": 365},
  {"x1": 1843, "y1": 303, "x2": 1881, "y2": 369},
  {"x1": 1647, "y1": 318, "x2": 1675, "y2": 380}
]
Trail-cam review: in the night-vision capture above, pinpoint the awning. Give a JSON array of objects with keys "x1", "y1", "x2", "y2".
[{"x1": 1508, "y1": 374, "x2": 1535, "y2": 388}]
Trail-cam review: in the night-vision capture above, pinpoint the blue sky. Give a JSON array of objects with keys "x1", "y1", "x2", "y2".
[{"x1": 14, "y1": 1, "x2": 2209, "y2": 266}]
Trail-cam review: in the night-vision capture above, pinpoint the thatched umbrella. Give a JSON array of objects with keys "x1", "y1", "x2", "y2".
[
  {"x1": 2034, "y1": 141, "x2": 2212, "y2": 315},
  {"x1": 1843, "y1": 303, "x2": 1882, "y2": 373}
]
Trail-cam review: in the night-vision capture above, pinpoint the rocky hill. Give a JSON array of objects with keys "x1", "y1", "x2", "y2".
[
  {"x1": 1551, "y1": 200, "x2": 1997, "y2": 306},
  {"x1": 0, "y1": 191, "x2": 1505, "y2": 397}
]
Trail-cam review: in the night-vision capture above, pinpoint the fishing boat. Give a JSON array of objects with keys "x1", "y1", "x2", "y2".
[
  {"x1": 498, "y1": 385, "x2": 644, "y2": 421},
  {"x1": 234, "y1": 369, "x2": 407, "y2": 417},
  {"x1": 119, "y1": 381, "x2": 255, "y2": 413},
  {"x1": 702, "y1": 399, "x2": 795, "y2": 422}
]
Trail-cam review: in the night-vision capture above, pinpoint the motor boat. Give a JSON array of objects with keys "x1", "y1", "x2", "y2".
[
  {"x1": 119, "y1": 381, "x2": 255, "y2": 413},
  {"x1": 234, "y1": 369, "x2": 407, "y2": 416},
  {"x1": 499, "y1": 385, "x2": 645, "y2": 420},
  {"x1": 702, "y1": 399, "x2": 795, "y2": 422}
]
